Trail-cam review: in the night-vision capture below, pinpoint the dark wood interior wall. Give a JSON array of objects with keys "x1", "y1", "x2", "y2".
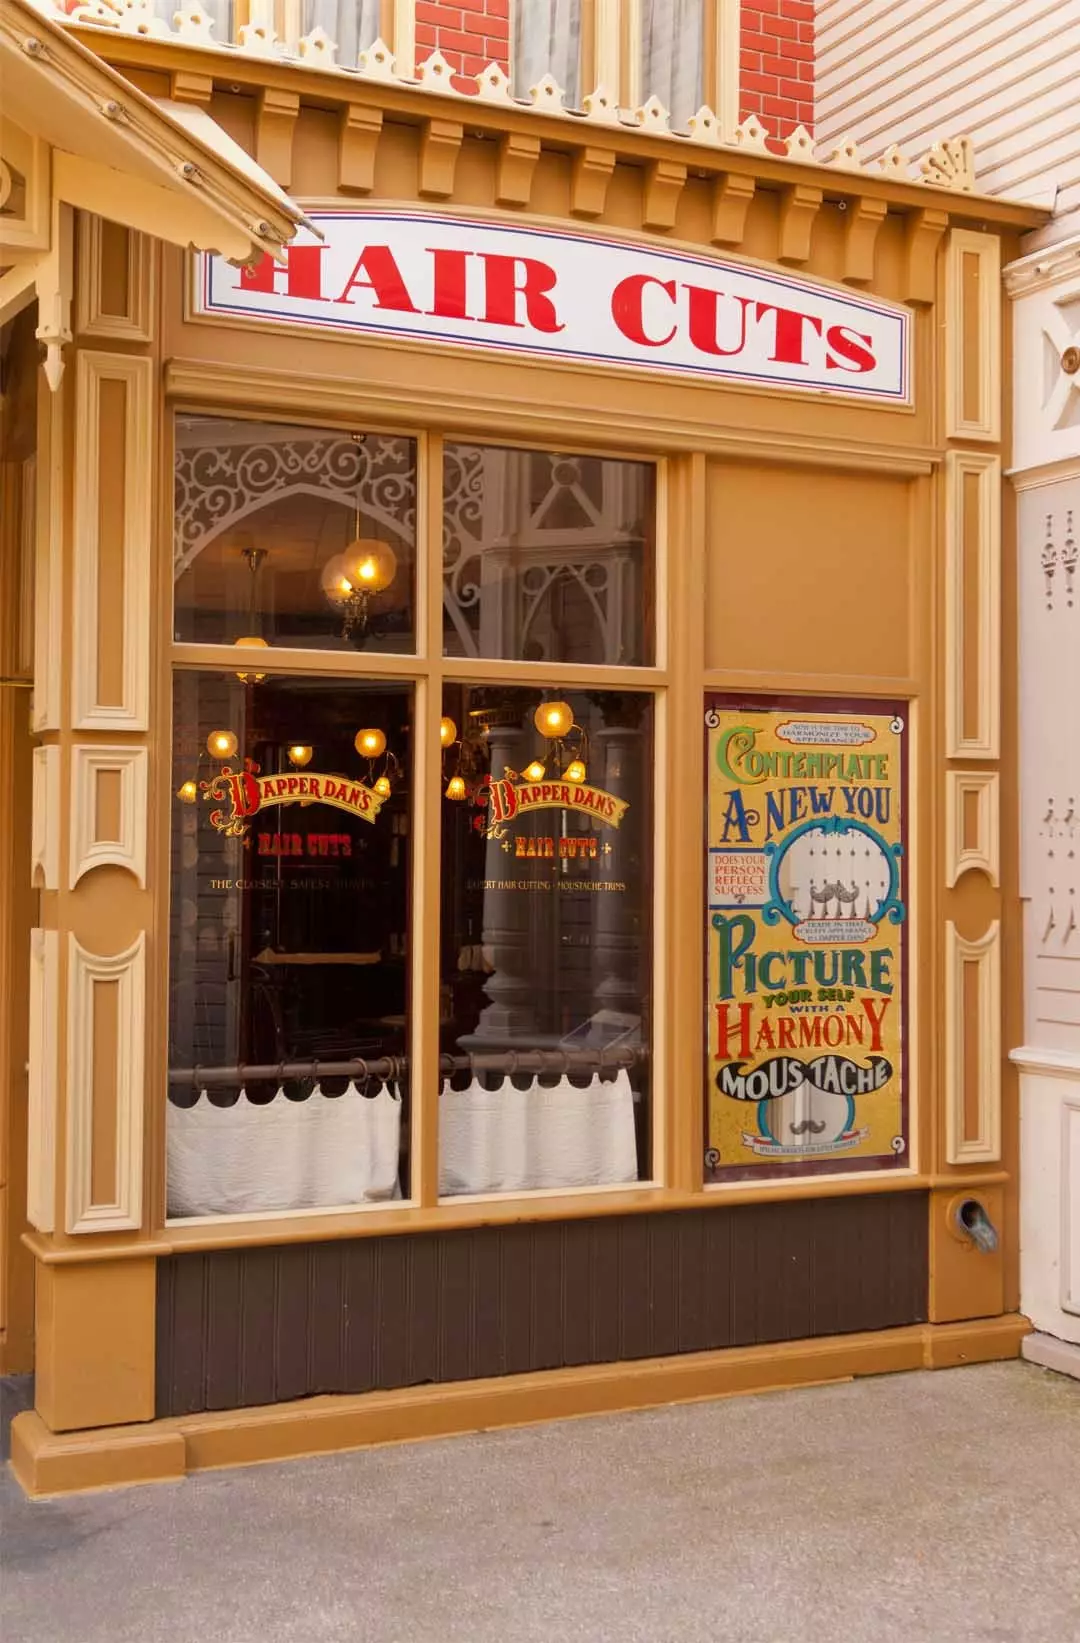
[{"x1": 156, "y1": 1195, "x2": 928, "y2": 1417}]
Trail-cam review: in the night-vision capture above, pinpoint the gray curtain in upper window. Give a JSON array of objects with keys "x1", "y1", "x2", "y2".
[
  {"x1": 513, "y1": 0, "x2": 582, "y2": 107},
  {"x1": 640, "y1": 0, "x2": 705, "y2": 129}
]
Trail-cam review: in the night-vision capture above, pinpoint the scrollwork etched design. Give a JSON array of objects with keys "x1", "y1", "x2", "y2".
[{"x1": 174, "y1": 431, "x2": 416, "y2": 579}]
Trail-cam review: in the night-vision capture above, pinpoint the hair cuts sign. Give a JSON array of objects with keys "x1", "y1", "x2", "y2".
[
  {"x1": 195, "y1": 211, "x2": 910, "y2": 403},
  {"x1": 705, "y1": 697, "x2": 908, "y2": 1182}
]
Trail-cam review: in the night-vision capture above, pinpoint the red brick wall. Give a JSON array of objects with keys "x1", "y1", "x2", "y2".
[
  {"x1": 740, "y1": 0, "x2": 814, "y2": 150},
  {"x1": 415, "y1": 0, "x2": 511, "y2": 95}
]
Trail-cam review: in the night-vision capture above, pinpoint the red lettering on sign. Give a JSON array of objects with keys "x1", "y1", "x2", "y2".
[
  {"x1": 825, "y1": 323, "x2": 877, "y2": 373},
  {"x1": 610, "y1": 274, "x2": 677, "y2": 347},
  {"x1": 239, "y1": 245, "x2": 326, "y2": 300},
  {"x1": 426, "y1": 247, "x2": 472, "y2": 320},
  {"x1": 479, "y1": 254, "x2": 563, "y2": 333},
  {"x1": 755, "y1": 303, "x2": 823, "y2": 366},
  {"x1": 686, "y1": 287, "x2": 753, "y2": 357},
  {"x1": 334, "y1": 245, "x2": 419, "y2": 311}
]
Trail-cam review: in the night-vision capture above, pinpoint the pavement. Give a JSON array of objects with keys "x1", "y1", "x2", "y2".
[{"x1": 2, "y1": 1360, "x2": 1079, "y2": 1643}]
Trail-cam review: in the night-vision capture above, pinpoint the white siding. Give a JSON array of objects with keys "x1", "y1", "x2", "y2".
[{"x1": 816, "y1": 0, "x2": 1080, "y2": 209}]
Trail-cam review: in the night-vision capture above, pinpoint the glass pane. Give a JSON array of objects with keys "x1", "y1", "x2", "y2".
[
  {"x1": 442, "y1": 444, "x2": 655, "y2": 664},
  {"x1": 298, "y1": 0, "x2": 381, "y2": 63},
  {"x1": 641, "y1": 0, "x2": 705, "y2": 131},
  {"x1": 438, "y1": 684, "x2": 653, "y2": 1196},
  {"x1": 174, "y1": 417, "x2": 416, "y2": 655},
  {"x1": 512, "y1": 0, "x2": 582, "y2": 106},
  {"x1": 167, "y1": 671, "x2": 412, "y2": 1218}
]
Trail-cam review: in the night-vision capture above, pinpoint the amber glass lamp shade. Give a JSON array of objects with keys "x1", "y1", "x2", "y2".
[
  {"x1": 374, "y1": 775, "x2": 392, "y2": 798},
  {"x1": 234, "y1": 634, "x2": 268, "y2": 682},
  {"x1": 344, "y1": 537, "x2": 397, "y2": 595},
  {"x1": 355, "y1": 728, "x2": 387, "y2": 759},
  {"x1": 564, "y1": 759, "x2": 587, "y2": 783},
  {"x1": 445, "y1": 774, "x2": 467, "y2": 800},
  {"x1": 207, "y1": 730, "x2": 239, "y2": 759},
  {"x1": 176, "y1": 780, "x2": 198, "y2": 804},
  {"x1": 439, "y1": 716, "x2": 458, "y2": 749},
  {"x1": 287, "y1": 744, "x2": 313, "y2": 767},
  {"x1": 524, "y1": 760, "x2": 546, "y2": 782},
  {"x1": 534, "y1": 700, "x2": 573, "y2": 739}
]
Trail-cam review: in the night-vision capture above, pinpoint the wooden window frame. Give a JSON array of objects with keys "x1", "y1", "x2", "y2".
[
  {"x1": 160, "y1": 408, "x2": 673, "y2": 1235},
  {"x1": 593, "y1": 0, "x2": 740, "y2": 136}
]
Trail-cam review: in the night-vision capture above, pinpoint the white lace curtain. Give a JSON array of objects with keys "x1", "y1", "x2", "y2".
[
  {"x1": 513, "y1": 0, "x2": 582, "y2": 106},
  {"x1": 640, "y1": 0, "x2": 705, "y2": 130},
  {"x1": 439, "y1": 1072, "x2": 639, "y2": 1196},
  {"x1": 168, "y1": 1082, "x2": 402, "y2": 1218}
]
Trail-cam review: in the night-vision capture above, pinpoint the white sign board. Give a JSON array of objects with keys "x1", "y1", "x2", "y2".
[{"x1": 194, "y1": 210, "x2": 911, "y2": 403}]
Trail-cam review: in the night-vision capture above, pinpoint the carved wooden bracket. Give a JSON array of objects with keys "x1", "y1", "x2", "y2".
[
  {"x1": 778, "y1": 183, "x2": 822, "y2": 265},
  {"x1": 903, "y1": 206, "x2": 949, "y2": 306},
  {"x1": 496, "y1": 132, "x2": 540, "y2": 209},
  {"x1": 843, "y1": 195, "x2": 888, "y2": 285},
  {"x1": 570, "y1": 146, "x2": 616, "y2": 219},
  {"x1": 710, "y1": 172, "x2": 755, "y2": 247},
  {"x1": 337, "y1": 104, "x2": 382, "y2": 195},
  {"x1": 642, "y1": 159, "x2": 686, "y2": 232},
  {"x1": 255, "y1": 88, "x2": 300, "y2": 189},
  {"x1": 419, "y1": 118, "x2": 463, "y2": 201}
]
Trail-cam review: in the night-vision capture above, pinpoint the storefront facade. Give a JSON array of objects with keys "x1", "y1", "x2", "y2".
[{"x1": 1, "y1": 1, "x2": 1045, "y2": 1492}]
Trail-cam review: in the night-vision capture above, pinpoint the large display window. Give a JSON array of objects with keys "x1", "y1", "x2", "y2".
[{"x1": 167, "y1": 418, "x2": 660, "y2": 1221}]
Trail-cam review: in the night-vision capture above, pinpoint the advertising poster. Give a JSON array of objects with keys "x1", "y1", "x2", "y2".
[{"x1": 705, "y1": 696, "x2": 908, "y2": 1181}]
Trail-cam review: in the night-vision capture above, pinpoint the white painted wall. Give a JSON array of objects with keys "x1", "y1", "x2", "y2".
[{"x1": 816, "y1": 0, "x2": 1080, "y2": 211}]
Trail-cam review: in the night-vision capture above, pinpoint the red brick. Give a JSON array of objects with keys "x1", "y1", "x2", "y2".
[
  {"x1": 740, "y1": 49, "x2": 761, "y2": 69},
  {"x1": 450, "y1": 72, "x2": 479, "y2": 93},
  {"x1": 458, "y1": 0, "x2": 485, "y2": 10},
  {"x1": 764, "y1": 94, "x2": 798, "y2": 117},
  {"x1": 464, "y1": 12, "x2": 493, "y2": 32},
  {"x1": 761, "y1": 51, "x2": 789, "y2": 75},
  {"x1": 417, "y1": 1, "x2": 456, "y2": 22},
  {"x1": 783, "y1": 0, "x2": 815, "y2": 20},
  {"x1": 415, "y1": 21, "x2": 436, "y2": 45},
  {"x1": 487, "y1": 0, "x2": 509, "y2": 13},
  {"x1": 742, "y1": 70, "x2": 778, "y2": 94},
  {"x1": 743, "y1": 0, "x2": 779, "y2": 11},
  {"x1": 763, "y1": 14, "x2": 797, "y2": 37},
  {"x1": 482, "y1": 18, "x2": 509, "y2": 39},
  {"x1": 783, "y1": 40, "x2": 814, "y2": 61},
  {"x1": 798, "y1": 21, "x2": 814, "y2": 41},
  {"x1": 461, "y1": 52, "x2": 488, "y2": 71},
  {"x1": 780, "y1": 76, "x2": 808, "y2": 100},
  {"x1": 485, "y1": 41, "x2": 510, "y2": 62},
  {"x1": 435, "y1": 27, "x2": 474, "y2": 50}
]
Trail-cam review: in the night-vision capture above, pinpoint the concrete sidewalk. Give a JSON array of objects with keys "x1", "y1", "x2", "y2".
[{"x1": 3, "y1": 1361, "x2": 1079, "y2": 1643}]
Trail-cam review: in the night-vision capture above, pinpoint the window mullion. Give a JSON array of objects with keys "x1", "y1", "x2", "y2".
[{"x1": 410, "y1": 431, "x2": 446, "y2": 1206}]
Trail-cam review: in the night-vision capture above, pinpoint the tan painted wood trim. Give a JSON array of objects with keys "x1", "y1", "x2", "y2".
[
  {"x1": 65, "y1": 932, "x2": 146, "y2": 1234},
  {"x1": 27, "y1": 929, "x2": 58, "y2": 1234},
  {"x1": 71, "y1": 352, "x2": 155, "y2": 732},
  {"x1": 945, "y1": 769, "x2": 1000, "y2": 889},
  {"x1": 30, "y1": 743, "x2": 60, "y2": 891},
  {"x1": 164, "y1": 359, "x2": 938, "y2": 475},
  {"x1": 944, "y1": 919, "x2": 1002, "y2": 1166},
  {"x1": 9, "y1": 1315, "x2": 1031, "y2": 1497},
  {"x1": 945, "y1": 229, "x2": 1001, "y2": 443},
  {"x1": 31, "y1": 385, "x2": 63, "y2": 733},
  {"x1": 944, "y1": 450, "x2": 1001, "y2": 760},
  {"x1": 411, "y1": 429, "x2": 441, "y2": 1207},
  {"x1": 69, "y1": 744, "x2": 149, "y2": 890},
  {"x1": 75, "y1": 216, "x2": 156, "y2": 344}
]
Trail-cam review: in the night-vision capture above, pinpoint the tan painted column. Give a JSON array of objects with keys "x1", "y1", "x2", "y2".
[
  {"x1": 928, "y1": 227, "x2": 1012, "y2": 1330},
  {"x1": 26, "y1": 215, "x2": 161, "y2": 1431}
]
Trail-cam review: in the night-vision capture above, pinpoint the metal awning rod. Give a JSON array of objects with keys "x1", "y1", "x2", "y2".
[{"x1": 167, "y1": 1047, "x2": 645, "y2": 1085}]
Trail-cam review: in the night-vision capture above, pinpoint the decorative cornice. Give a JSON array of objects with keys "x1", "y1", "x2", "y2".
[
  {"x1": 1004, "y1": 236, "x2": 1080, "y2": 298},
  {"x1": 42, "y1": 3, "x2": 1034, "y2": 211}
]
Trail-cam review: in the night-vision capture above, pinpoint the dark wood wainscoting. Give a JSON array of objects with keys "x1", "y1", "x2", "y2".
[{"x1": 156, "y1": 1193, "x2": 928, "y2": 1417}]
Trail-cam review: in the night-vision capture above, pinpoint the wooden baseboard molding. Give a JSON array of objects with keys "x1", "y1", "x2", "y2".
[{"x1": 9, "y1": 1314, "x2": 1032, "y2": 1498}]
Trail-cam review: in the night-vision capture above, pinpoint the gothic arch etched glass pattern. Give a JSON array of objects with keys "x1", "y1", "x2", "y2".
[
  {"x1": 174, "y1": 417, "x2": 417, "y2": 654},
  {"x1": 442, "y1": 444, "x2": 655, "y2": 664}
]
